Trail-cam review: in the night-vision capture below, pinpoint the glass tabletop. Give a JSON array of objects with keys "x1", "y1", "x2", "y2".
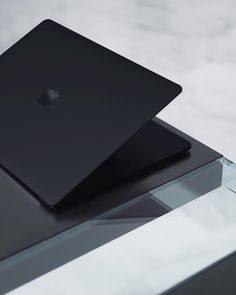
[{"x1": 2, "y1": 157, "x2": 236, "y2": 294}]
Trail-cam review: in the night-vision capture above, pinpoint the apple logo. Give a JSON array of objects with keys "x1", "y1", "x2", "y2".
[{"x1": 38, "y1": 89, "x2": 61, "y2": 106}]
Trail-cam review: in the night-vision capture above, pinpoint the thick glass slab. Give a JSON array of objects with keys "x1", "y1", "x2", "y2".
[{"x1": 3, "y1": 157, "x2": 236, "y2": 294}]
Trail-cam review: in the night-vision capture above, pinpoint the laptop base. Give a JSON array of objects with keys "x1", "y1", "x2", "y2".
[{"x1": 61, "y1": 119, "x2": 191, "y2": 207}]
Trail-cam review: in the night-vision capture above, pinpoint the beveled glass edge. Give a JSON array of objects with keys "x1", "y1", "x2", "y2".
[{"x1": 0, "y1": 157, "x2": 227, "y2": 271}]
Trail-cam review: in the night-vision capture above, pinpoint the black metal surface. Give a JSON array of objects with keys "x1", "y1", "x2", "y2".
[
  {"x1": 0, "y1": 119, "x2": 222, "y2": 294},
  {"x1": 0, "y1": 118, "x2": 221, "y2": 263}
]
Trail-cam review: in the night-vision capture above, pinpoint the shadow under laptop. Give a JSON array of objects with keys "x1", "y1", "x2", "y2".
[
  {"x1": 52, "y1": 119, "x2": 192, "y2": 216},
  {"x1": 53, "y1": 150, "x2": 190, "y2": 217}
]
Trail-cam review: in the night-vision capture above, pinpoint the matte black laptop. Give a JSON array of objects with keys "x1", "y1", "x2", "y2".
[{"x1": 0, "y1": 20, "x2": 190, "y2": 208}]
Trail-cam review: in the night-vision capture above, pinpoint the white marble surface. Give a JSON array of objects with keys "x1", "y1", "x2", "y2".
[{"x1": 0, "y1": 0, "x2": 236, "y2": 160}]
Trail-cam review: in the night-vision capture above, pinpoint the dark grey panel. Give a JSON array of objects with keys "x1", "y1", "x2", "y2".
[{"x1": 0, "y1": 119, "x2": 222, "y2": 294}]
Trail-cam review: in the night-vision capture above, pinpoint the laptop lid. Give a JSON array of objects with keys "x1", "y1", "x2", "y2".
[{"x1": 0, "y1": 20, "x2": 183, "y2": 207}]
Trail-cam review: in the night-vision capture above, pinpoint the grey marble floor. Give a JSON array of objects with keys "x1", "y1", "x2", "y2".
[{"x1": 0, "y1": 0, "x2": 236, "y2": 160}]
